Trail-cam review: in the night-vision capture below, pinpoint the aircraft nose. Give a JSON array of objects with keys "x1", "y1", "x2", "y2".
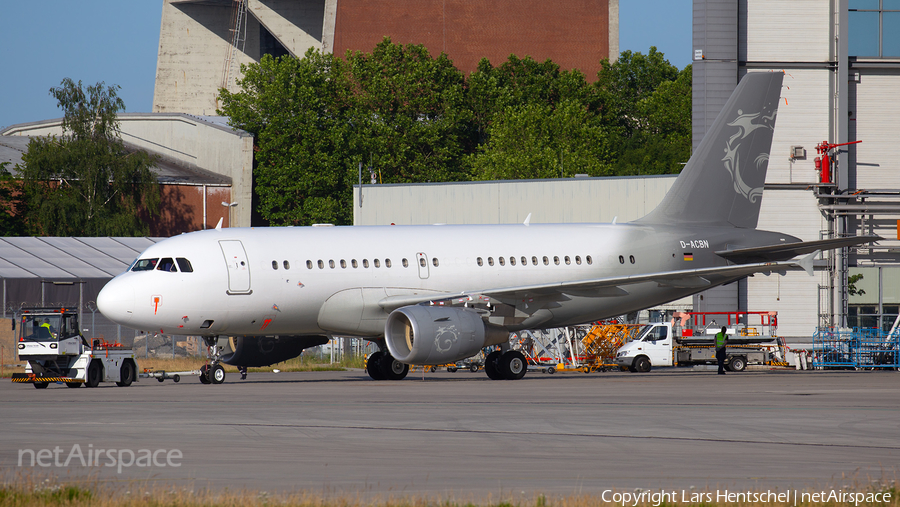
[{"x1": 97, "y1": 277, "x2": 135, "y2": 324}]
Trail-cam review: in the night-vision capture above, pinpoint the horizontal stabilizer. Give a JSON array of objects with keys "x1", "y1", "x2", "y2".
[{"x1": 716, "y1": 235, "x2": 881, "y2": 264}]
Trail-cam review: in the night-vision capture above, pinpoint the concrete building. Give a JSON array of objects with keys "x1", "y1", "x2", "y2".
[
  {"x1": 152, "y1": 0, "x2": 618, "y2": 115},
  {"x1": 1, "y1": 113, "x2": 253, "y2": 232},
  {"x1": 692, "y1": 0, "x2": 900, "y2": 334}
]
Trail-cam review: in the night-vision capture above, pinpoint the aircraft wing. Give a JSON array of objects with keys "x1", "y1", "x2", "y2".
[
  {"x1": 378, "y1": 259, "x2": 806, "y2": 312},
  {"x1": 715, "y1": 235, "x2": 881, "y2": 264}
]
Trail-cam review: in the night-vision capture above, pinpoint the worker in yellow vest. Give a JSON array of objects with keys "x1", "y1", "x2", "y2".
[{"x1": 715, "y1": 326, "x2": 728, "y2": 375}]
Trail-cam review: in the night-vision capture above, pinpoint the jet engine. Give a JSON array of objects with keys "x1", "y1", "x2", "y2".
[
  {"x1": 220, "y1": 335, "x2": 328, "y2": 367},
  {"x1": 384, "y1": 306, "x2": 508, "y2": 365}
]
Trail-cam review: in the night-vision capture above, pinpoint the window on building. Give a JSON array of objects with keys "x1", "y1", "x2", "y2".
[{"x1": 849, "y1": 0, "x2": 900, "y2": 57}]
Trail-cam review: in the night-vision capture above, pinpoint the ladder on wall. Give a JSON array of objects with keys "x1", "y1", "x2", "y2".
[{"x1": 221, "y1": 0, "x2": 248, "y2": 92}]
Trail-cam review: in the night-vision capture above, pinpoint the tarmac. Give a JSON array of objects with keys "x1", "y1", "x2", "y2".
[{"x1": 2, "y1": 367, "x2": 899, "y2": 500}]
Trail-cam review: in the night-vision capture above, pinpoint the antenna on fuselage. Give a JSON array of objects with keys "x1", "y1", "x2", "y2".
[
  {"x1": 215, "y1": 217, "x2": 224, "y2": 230},
  {"x1": 523, "y1": 213, "x2": 532, "y2": 226}
]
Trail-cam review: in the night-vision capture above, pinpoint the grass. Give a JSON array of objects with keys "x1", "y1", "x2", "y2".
[{"x1": 0, "y1": 471, "x2": 897, "y2": 507}]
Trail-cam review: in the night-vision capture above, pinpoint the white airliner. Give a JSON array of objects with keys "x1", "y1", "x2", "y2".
[{"x1": 98, "y1": 72, "x2": 877, "y2": 383}]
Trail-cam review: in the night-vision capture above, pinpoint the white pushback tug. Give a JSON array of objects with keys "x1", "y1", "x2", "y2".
[{"x1": 11, "y1": 308, "x2": 138, "y2": 389}]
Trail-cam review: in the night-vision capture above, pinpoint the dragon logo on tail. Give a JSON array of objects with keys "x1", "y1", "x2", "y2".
[{"x1": 722, "y1": 106, "x2": 777, "y2": 203}]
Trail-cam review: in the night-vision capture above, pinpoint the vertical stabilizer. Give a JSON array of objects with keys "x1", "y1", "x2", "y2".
[{"x1": 638, "y1": 72, "x2": 783, "y2": 228}]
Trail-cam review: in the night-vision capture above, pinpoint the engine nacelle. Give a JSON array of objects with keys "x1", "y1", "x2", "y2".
[
  {"x1": 384, "y1": 306, "x2": 508, "y2": 365},
  {"x1": 220, "y1": 335, "x2": 328, "y2": 367}
]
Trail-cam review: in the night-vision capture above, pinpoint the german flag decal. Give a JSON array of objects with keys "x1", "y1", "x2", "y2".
[{"x1": 683, "y1": 253, "x2": 694, "y2": 261}]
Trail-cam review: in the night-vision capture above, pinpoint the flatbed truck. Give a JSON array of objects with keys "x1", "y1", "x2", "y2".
[{"x1": 613, "y1": 312, "x2": 783, "y2": 372}]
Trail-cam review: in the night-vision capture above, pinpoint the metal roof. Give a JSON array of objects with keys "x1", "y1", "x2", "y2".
[{"x1": 0, "y1": 237, "x2": 163, "y2": 280}]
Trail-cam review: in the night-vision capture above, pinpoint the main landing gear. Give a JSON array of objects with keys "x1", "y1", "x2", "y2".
[
  {"x1": 199, "y1": 336, "x2": 226, "y2": 385},
  {"x1": 365, "y1": 350, "x2": 409, "y2": 381},
  {"x1": 484, "y1": 350, "x2": 527, "y2": 380}
]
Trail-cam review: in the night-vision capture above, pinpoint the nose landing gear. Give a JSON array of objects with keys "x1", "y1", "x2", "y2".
[{"x1": 200, "y1": 336, "x2": 226, "y2": 385}]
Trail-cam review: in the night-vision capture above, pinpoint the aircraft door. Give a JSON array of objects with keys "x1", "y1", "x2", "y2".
[
  {"x1": 219, "y1": 240, "x2": 252, "y2": 294},
  {"x1": 416, "y1": 252, "x2": 429, "y2": 279}
]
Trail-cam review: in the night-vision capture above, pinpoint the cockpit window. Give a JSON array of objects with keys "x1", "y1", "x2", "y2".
[
  {"x1": 176, "y1": 258, "x2": 193, "y2": 273},
  {"x1": 132, "y1": 258, "x2": 159, "y2": 271},
  {"x1": 156, "y1": 258, "x2": 177, "y2": 272}
]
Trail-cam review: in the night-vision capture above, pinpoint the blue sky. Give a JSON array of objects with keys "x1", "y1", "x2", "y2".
[{"x1": 0, "y1": 1, "x2": 691, "y2": 129}]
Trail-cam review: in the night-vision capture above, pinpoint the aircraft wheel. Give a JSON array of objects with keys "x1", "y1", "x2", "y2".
[
  {"x1": 116, "y1": 361, "x2": 135, "y2": 387},
  {"x1": 65, "y1": 382, "x2": 82, "y2": 388},
  {"x1": 634, "y1": 356, "x2": 651, "y2": 373},
  {"x1": 33, "y1": 382, "x2": 49, "y2": 389},
  {"x1": 500, "y1": 351, "x2": 527, "y2": 380},
  {"x1": 380, "y1": 354, "x2": 409, "y2": 380},
  {"x1": 199, "y1": 364, "x2": 211, "y2": 384},
  {"x1": 484, "y1": 351, "x2": 503, "y2": 380},
  {"x1": 366, "y1": 352, "x2": 386, "y2": 380},
  {"x1": 86, "y1": 360, "x2": 103, "y2": 387},
  {"x1": 209, "y1": 364, "x2": 226, "y2": 384}
]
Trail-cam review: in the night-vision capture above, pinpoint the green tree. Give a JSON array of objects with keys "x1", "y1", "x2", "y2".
[
  {"x1": 595, "y1": 48, "x2": 691, "y2": 175},
  {"x1": 468, "y1": 100, "x2": 611, "y2": 180},
  {"x1": 220, "y1": 39, "x2": 472, "y2": 226},
  {"x1": 220, "y1": 51, "x2": 355, "y2": 226},
  {"x1": 0, "y1": 162, "x2": 26, "y2": 236},
  {"x1": 19, "y1": 79, "x2": 159, "y2": 236}
]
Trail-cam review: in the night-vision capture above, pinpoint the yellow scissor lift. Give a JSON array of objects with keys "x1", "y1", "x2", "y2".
[{"x1": 548, "y1": 323, "x2": 645, "y2": 373}]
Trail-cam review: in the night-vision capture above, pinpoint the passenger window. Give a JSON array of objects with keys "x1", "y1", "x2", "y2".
[
  {"x1": 272, "y1": 260, "x2": 278, "y2": 270},
  {"x1": 543, "y1": 256, "x2": 549, "y2": 265},
  {"x1": 157, "y1": 258, "x2": 177, "y2": 272},
  {"x1": 385, "y1": 259, "x2": 392, "y2": 268},
  {"x1": 499, "y1": 257, "x2": 505, "y2": 266},
  {"x1": 132, "y1": 258, "x2": 159, "y2": 271},
  {"x1": 307, "y1": 260, "x2": 313, "y2": 269},
  {"x1": 318, "y1": 260, "x2": 324, "y2": 269},
  {"x1": 521, "y1": 256, "x2": 527, "y2": 266},
  {"x1": 432, "y1": 258, "x2": 439, "y2": 267},
  {"x1": 402, "y1": 258, "x2": 409, "y2": 267},
  {"x1": 509, "y1": 257, "x2": 516, "y2": 266},
  {"x1": 283, "y1": 260, "x2": 290, "y2": 270},
  {"x1": 488, "y1": 257, "x2": 494, "y2": 266},
  {"x1": 352, "y1": 259, "x2": 358, "y2": 268},
  {"x1": 575, "y1": 256, "x2": 581, "y2": 265},
  {"x1": 418, "y1": 258, "x2": 425, "y2": 268},
  {"x1": 176, "y1": 258, "x2": 193, "y2": 273},
  {"x1": 619, "y1": 255, "x2": 625, "y2": 264},
  {"x1": 374, "y1": 259, "x2": 381, "y2": 268},
  {"x1": 340, "y1": 260, "x2": 347, "y2": 268},
  {"x1": 553, "y1": 256, "x2": 560, "y2": 265},
  {"x1": 364, "y1": 259, "x2": 370, "y2": 268},
  {"x1": 586, "y1": 255, "x2": 593, "y2": 265},
  {"x1": 565, "y1": 256, "x2": 571, "y2": 265},
  {"x1": 477, "y1": 257, "x2": 483, "y2": 266},
  {"x1": 532, "y1": 256, "x2": 538, "y2": 266},
  {"x1": 630, "y1": 255, "x2": 636, "y2": 264},
  {"x1": 329, "y1": 260, "x2": 335, "y2": 269}
]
